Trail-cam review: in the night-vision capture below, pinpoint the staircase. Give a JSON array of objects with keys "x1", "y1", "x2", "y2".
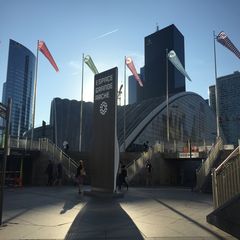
[
  {"x1": 10, "y1": 137, "x2": 78, "y2": 184},
  {"x1": 207, "y1": 145, "x2": 240, "y2": 239},
  {"x1": 126, "y1": 143, "x2": 164, "y2": 185},
  {"x1": 195, "y1": 137, "x2": 224, "y2": 192}
]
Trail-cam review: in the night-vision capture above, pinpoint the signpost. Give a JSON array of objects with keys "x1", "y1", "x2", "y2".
[
  {"x1": 91, "y1": 67, "x2": 119, "y2": 193},
  {"x1": 0, "y1": 98, "x2": 12, "y2": 225}
]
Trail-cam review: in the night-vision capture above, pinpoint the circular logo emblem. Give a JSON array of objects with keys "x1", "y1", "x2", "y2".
[{"x1": 99, "y1": 101, "x2": 108, "y2": 115}]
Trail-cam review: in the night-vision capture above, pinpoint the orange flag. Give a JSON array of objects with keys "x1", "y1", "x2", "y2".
[{"x1": 38, "y1": 41, "x2": 59, "y2": 72}]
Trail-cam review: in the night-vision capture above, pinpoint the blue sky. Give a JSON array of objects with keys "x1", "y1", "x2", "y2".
[{"x1": 0, "y1": 0, "x2": 240, "y2": 126}]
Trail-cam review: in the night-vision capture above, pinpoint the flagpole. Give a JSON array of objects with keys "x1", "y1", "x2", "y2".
[
  {"x1": 213, "y1": 31, "x2": 220, "y2": 138},
  {"x1": 166, "y1": 48, "x2": 169, "y2": 142},
  {"x1": 79, "y1": 53, "x2": 84, "y2": 152},
  {"x1": 123, "y1": 56, "x2": 126, "y2": 152},
  {"x1": 31, "y1": 40, "x2": 39, "y2": 143}
]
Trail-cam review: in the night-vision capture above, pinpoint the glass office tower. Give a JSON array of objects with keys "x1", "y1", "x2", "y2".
[
  {"x1": 143, "y1": 24, "x2": 185, "y2": 102},
  {"x1": 217, "y1": 71, "x2": 240, "y2": 145},
  {"x1": 128, "y1": 67, "x2": 144, "y2": 105},
  {"x1": 2, "y1": 39, "x2": 36, "y2": 137}
]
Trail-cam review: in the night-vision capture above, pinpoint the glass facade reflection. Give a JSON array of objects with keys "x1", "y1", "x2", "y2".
[
  {"x1": 2, "y1": 39, "x2": 35, "y2": 137},
  {"x1": 27, "y1": 92, "x2": 219, "y2": 153},
  {"x1": 131, "y1": 92, "x2": 218, "y2": 149}
]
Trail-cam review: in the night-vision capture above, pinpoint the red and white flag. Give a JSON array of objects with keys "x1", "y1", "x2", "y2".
[
  {"x1": 125, "y1": 57, "x2": 143, "y2": 87},
  {"x1": 217, "y1": 31, "x2": 240, "y2": 59},
  {"x1": 38, "y1": 41, "x2": 59, "y2": 72}
]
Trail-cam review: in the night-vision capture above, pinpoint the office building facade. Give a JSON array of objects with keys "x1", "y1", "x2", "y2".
[
  {"x1": 143, "y1": 24, "x2": 185, "y2": 101},
  {"x1": 218, "y1": 71, "x2": 240, "y2": 145},
  {"x1": 2, "y1": 39, "x2": 36, "y2": 136}
]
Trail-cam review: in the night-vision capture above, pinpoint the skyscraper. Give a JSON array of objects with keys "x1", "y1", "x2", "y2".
[
  {"x1": 2, "y1": 39, "x2": 36, "y2": 137},
  {"x1": 209, "y1": 71, "x2": 240, "y2": 145},
  {"x1": 128, "y1": 75, "x2": 137, "y2": 105},
  {"x1": 128, "y1": 67, "x2": 144, "y2": 104},
  {"x1": 143, "y1": 24, "x2": 185, "y2": 101},
  {"x1": 209, "y1": 85, "x2": 216, "y2": 112}
]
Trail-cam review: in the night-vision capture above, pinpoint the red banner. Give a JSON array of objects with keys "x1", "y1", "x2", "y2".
[
  {"x1": 38, "y1": 41, "x2": 59, "y2": 72},
  {"x1": 125, "y1": 57, "x2": 143, "y2": 87},
  {"x1": 217, "y1": 31, "x2": 240, "y2": 59}
]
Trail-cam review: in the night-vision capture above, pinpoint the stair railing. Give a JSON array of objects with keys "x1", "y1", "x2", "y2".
[
  {"x1": 9, "y1": 137, "x2": 78, "y2": 178},
  {"x1": 212, "y1": 145, "x2": 240, "y2": 209}
]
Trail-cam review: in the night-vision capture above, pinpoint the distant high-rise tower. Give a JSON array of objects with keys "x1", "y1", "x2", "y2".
[
  {"x1": 128, "y1": 75, "x2": 137, "y2": 105},
  {"x1": 128, "y1": 67, "x2": 144, "y2": 104},
  {"x1": 209, "y1": 85, "x2": 216, "y2": 112},
  {"x1": 2, "y1": 39, "x2": 36, "y2": 137},
  {"x1": 210, "y1": 71, "x2": 240, "y2": 145},
  {"x1": 143, "y1": 24, "x2": 185, "y2": 101}
]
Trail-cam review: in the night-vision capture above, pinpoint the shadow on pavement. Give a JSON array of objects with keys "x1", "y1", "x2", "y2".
[
  {"x1": 155, "y1": 199, "x2": 226, "y2": 240},
  {"x1": 65, "y1": 197, "x2": 144, "y2": 240},
  {"x1": 60, "y1": 196, "x2": 83, "y2": 214},
  {"x1": 2, "y1": 187, "x2": 82, "y2": 224}
]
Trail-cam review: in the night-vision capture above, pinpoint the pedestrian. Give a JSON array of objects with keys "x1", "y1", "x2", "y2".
[
  {"x1": 119, "y1": 165, "x2": 128, "y2": 191},
  {"x1": 75, "y1": 160, "x2": 86, "y2": 194},
  {"x1": 145, "y1": 160, "x2": 152, "y2": 186},
  {"x1": 143, "y1": 141, "x2": 149, "y2": 152},
  {"x1": 63, "y1": 140, "x2": 69, "y2": 154},
  {"x1": 45, "y1": 160, "x2": 54, "y2": 186},
  {"x1": 54, "y1": 162, "x2": 63, "y2": 186}
]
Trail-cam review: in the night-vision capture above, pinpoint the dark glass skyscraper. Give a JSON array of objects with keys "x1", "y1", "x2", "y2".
[
  {"x1": 128, "y1": 67, "x2": 144, "y2": 104},
  {"x1": 209, "y1": 85, "x2": 216, "y2": 113},
  {"x1": 2, "y1": 39, "x2": 36, "y2": 137},
  {"x1": 143, "y1": 24, "x2": 185, "y2": 101}
]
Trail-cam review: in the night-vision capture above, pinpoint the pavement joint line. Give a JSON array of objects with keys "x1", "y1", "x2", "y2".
[{"x1": 5, "y1": 220, "x2": 72, "y2": 227}]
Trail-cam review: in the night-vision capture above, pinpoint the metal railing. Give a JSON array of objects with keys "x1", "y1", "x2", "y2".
[
  {"x1": 9, "y1": 137, "x2": 78, "y2": 179},
  {"x1": 195, "y1": 137, "x2": 223, "y2": 191},
  {"x1": 212, "y1": 145, "x2": 240, "y2": 209}
]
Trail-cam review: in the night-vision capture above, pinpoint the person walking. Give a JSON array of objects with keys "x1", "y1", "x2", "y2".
[
  {"x1": 75, "y1": 160, "x2": 86, "y2": 194},
  {"x1": 54, "y1": 162, "x2": 63, "y2": 186},
  {"x1": 63, "y1": 140, "x2": 69, "y2": 154},
  {"x1": 145, "y1": 160, "x2": 152, "y2": 186},
  {"x1": 119, "y1": 165, "x2": 128, "y2": 191},
  {"x1": 45, "y1": 160, "x2": 54, "y2": 186}
]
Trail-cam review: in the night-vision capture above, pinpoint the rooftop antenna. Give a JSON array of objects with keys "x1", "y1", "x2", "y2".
[{"x1": 156, "y1": 23, "x2": 159, "y2": 32}]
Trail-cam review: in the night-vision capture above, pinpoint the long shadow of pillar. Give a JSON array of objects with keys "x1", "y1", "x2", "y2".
[{"x1": 65, "y1": 197, "x2": 144, "y2": 240}]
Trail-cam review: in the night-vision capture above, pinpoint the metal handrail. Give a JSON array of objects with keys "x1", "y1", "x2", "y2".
[
  {"x1": 215, "y1": 146, "x2": 239, "y2": 173},
  {"x1": 9, "y1": 137, "x2": 78, "y2": 179},
  {"x1": 212, "y1": 145, "x2": 240, "y2": 209}
]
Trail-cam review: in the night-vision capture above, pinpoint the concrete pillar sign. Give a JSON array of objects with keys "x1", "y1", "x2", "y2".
[{"x1": 91, "y1": 67, "x2": 119, "y2": 193}]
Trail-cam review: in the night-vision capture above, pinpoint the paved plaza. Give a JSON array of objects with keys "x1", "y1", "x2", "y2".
[{"x1": 0, "y1": 186, "x2": 237, "y2": 239}]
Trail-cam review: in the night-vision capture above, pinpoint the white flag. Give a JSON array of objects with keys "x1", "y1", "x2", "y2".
[
  {"x1": 168, "y1": 50, "x2": 191, "y2": 81},
  {"x1": 84, "y1": 55, "x2": 99, "y2": 75}
]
